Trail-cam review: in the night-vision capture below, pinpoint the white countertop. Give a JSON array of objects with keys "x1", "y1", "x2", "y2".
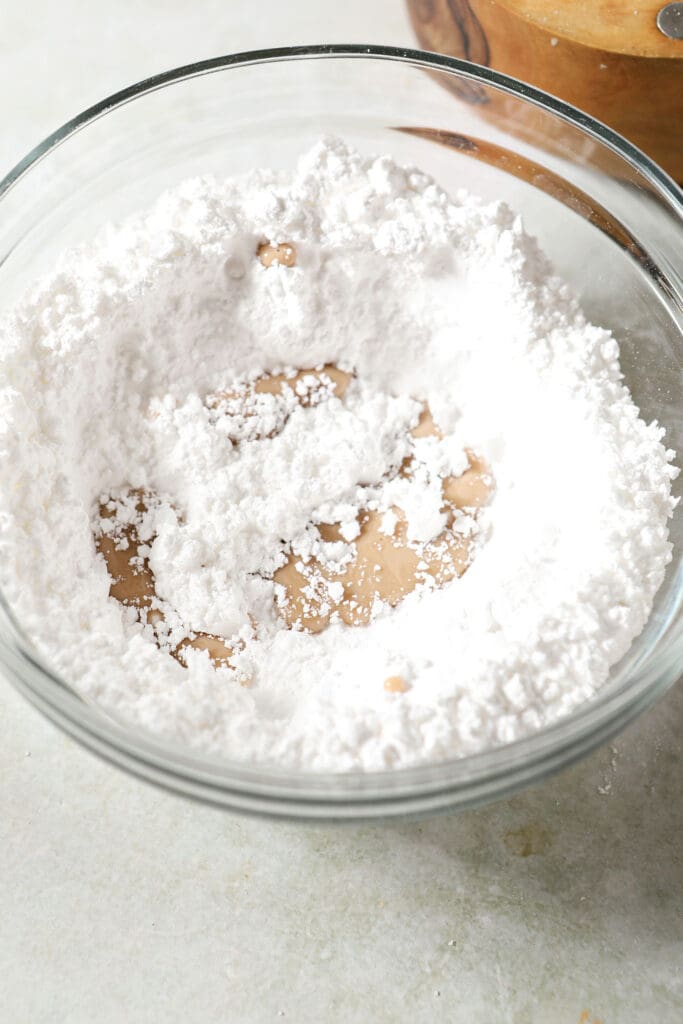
[{"x1": 1, "y1": 3, "x2": 681, "y2": 1021}]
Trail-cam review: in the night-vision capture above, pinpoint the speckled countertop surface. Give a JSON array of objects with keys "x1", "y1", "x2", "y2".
[{"x1": 1, "y1": 3, "x2": 681, "y2": 1021}]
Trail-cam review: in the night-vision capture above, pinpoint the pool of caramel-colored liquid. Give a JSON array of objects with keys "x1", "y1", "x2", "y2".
[
  {"x1": 95, "y1": 366, "x2": 491, "y2": 671},
  {"x1": 273, "y1": 397, "x2": 490, "y2": 633}
]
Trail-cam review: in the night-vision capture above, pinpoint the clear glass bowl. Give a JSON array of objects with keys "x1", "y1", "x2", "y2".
[{"x1": 0, "y1": 45, "x2": 681, "y2": 821}]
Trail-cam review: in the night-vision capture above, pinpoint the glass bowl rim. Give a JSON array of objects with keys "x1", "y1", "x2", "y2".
[{"x1": 0, "y1": 44, "x2": 681, "y2": 817}]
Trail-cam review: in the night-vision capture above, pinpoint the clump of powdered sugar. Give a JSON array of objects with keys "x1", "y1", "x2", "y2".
[{"x1": 0, "y1": 137, "x2": 677, "y2": 770}]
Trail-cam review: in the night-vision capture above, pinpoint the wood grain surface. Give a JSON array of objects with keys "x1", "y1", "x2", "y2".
[{"x1": 407, "y1": 0, "x2": 683, "y2": 179}]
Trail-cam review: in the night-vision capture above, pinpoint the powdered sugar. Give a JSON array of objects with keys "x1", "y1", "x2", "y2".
[{"x1": 0, "y1": 138, "x2": 676, "y2": 770}]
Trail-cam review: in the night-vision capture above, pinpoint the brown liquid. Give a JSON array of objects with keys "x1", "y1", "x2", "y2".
[
  {"x1": 95, "y1": 366, "x2": 492, "y2": 664},
  {"x1": 250, "y1": 364, "x2": 349, "y2": 403},
  {"x1": 206, "y1": 364, "x2": 351, "y2": 442},
  {"x1": 96, "y1": 492, "x2": 239, "y2": 672},
  {"x1": 384, "y1": 675, "x2": 410, "y2": 694},
  {"x1": 210, "y1": 364, "x2": 352, "y2": 407},
  {"x1": 257, "y1": 241, "x2": 297, "y2": 268},
  {"x1": 274, "y1": 406, "x2": 490, "y2": 632}
]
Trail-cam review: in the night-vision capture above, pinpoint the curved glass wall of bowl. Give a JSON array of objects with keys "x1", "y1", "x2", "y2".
[{"x1": 0, "y1": 47, "x2": 680, "y2": 819}]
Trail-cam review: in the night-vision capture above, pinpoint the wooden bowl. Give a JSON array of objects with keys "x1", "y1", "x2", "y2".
[{"x1": 407, "y1": 0, "x2": 683, "y2": 181}]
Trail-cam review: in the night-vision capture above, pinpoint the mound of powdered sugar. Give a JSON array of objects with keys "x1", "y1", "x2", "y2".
[{"x1": 0, "y1": 137, "x2": 677, "y2": 770}]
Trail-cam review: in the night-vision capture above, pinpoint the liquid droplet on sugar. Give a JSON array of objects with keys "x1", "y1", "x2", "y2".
[{"x1": 257, "y1": 240, "x2": 297, "y2": 268}]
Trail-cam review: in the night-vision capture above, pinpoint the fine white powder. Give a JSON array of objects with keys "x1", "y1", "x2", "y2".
[{"x1": 0, "y1": 138, "x2": 677, "y2": 770}]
